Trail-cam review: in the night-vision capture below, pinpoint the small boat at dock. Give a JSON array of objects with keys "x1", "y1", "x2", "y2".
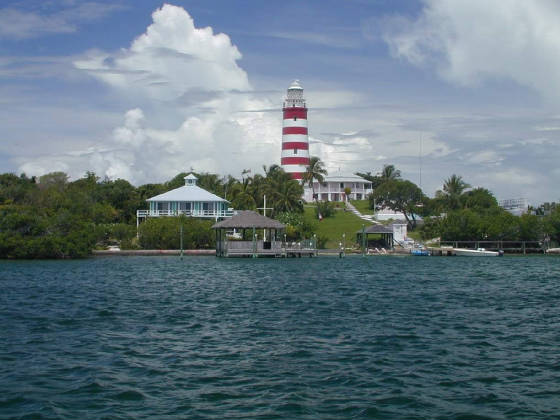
[{"x1": 453, "y1": 248, "x2": 503, "y2": 257}]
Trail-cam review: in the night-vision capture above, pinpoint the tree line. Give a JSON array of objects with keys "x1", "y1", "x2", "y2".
[
  {"x1": 1, "y1": 160, "x2": 558, "y2": 258},
  {"x1": 358, "y1": 165, "x2": 560, "y2": 245},
  {"x1": 0, "y1": 165, "x2": 310, "y2": 258}
]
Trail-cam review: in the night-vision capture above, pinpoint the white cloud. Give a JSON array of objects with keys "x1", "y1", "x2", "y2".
[
  {"x1": 466, "y1": 150, "x2": 503, "y2": 165},
  {"x1": 74, "y1": 4, "x2": 250, "y2": 101},
  {"x1": 383, "y1": 0, "x2": 560, "y2": 103},
  {"x1": 17, "y1": 4, "x2": 279, "y2": 184}
]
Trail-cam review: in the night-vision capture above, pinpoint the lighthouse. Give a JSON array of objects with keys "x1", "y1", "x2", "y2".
[{"x1": 281, "y1": 80, "x2": 310, "y2": 179}]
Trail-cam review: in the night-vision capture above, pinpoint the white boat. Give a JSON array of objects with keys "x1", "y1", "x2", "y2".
[{"x1": 453, "y1": 248, "x2": 502, "y2": 257}]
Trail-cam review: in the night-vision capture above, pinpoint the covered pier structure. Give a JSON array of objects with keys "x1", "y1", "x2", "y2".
[
  {"x1": 356, "y1": 224, "x2": 394, "y2": 251},
  {"x1": 212, "y1": 211, "x2": 317, "y2": 258}
]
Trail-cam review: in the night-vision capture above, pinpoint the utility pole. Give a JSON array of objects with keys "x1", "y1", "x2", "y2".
[{"x1": 257, "y1": 194, "x2": 273, "y2": 241}]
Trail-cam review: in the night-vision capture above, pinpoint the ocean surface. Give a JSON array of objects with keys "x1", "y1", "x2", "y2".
[{"x1": 1, "y1": 255, "x2": 559, "y2": 419}]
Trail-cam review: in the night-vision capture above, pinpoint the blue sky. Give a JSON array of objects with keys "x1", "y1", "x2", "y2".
[{"x1": 1, "y1": 0, "x2": 559, "y2": 204}]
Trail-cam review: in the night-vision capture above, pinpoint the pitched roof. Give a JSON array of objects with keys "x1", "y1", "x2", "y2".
[
  {"x1": 147, "y1": 185, "x2": 228, "y2": 202},
  {"x1": 357, "y1": 224, "x2": 393, "y2": 234},
  {"x1": 212, "y1": 211, "x2": 285, "y2": 229},
  {"x1": 323, "y1": 171, "x2": 370, "y2": 183}
]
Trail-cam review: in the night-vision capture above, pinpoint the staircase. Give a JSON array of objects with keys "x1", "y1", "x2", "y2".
[{"x1": 346, "y1": 202, "x2": 380, "y2": 224}]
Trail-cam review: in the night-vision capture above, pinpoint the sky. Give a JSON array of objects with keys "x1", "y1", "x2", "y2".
[{"x1": 1, "y1": 0, "x2": 559, "y2": 204}]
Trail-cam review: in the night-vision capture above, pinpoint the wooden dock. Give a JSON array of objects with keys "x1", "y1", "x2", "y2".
[{"x1": 218, "y1": 240, "x2": 317, "y2": 258}]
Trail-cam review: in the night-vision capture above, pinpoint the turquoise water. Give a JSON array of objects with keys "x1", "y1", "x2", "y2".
[{"x1": 1, "y1": 256, "x2": 559, "y2": 419}]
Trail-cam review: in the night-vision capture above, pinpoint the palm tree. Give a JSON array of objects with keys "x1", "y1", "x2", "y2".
[
  {"x1": 265, "y1": 169, "x2": 304, "y2": 215},
  {"x1": 381, "y1": 164, "x2": 401, "y2": 180},
  {"x1": 302, "y1": 156, "x2": 327, "y2": 201},
  {"x1": 230, "y1": 177, "x2": 256, "y2": 210},
  {"x1": 442, "y1": 174, "x2": 471, "y2": 210},
  {"x1": 443, "y1": 174, "x2": 471, "y2": 196}
]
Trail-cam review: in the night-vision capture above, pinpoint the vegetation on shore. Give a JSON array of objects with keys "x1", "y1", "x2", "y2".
[{"x1": 1, "y1": 162, "x2": 559, "y2": 258}]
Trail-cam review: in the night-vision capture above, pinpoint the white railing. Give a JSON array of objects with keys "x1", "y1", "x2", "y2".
[
  {"x1": 222, "y1": 240, "x2": 283, "y2": 255},
  {"x1": 314, "y1": 185, "x2": 373, "y2": 194},
  {"x1": 137, "y1": 209, "x2": 235, "y2": 218}
]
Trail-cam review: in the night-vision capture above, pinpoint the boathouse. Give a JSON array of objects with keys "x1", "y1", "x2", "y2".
[
  {"x1": 356, "y1": 221, "x2": 408, "y2": 250},
  {"x1": 213, "y1": 211, "x2": 285, "y2": 257},
  {"x1": 136, "y1": 174, "x2": 233, "y2": 227},
  {"x1": 212, "y1": 211, "x2": 317, "y2": 257},
  {"x1": 357, "y1": 224, "x2": 394, "y2": 250}
]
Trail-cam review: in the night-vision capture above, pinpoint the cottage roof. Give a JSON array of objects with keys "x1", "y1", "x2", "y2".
[
  {"x1": 357, "y1": 224, "x2": 393, "y2": 234},
  {"x1": 212, "y1": 211, "x2": 285, "y2": 229},
  {"x1": 147, "y1": 185, "x2": 228, "y2": 203},
  {"x1": 323, "y1": 171, "x2": 370, "y2": 184}
]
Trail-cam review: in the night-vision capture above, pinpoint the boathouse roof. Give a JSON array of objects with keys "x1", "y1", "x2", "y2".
[
  {"x1": 212, "y1": 211, "x2": 285, "y2": 229},
  {"x1": 358, "y1": 224, "x2": 393, "y2": 234}
]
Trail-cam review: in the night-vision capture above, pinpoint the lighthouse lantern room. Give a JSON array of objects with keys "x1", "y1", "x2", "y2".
[{"x1": 280, "y1": 80, "x2": 310, "y2": 179}]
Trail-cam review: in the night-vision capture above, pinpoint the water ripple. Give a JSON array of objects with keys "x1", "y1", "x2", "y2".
[{"x1": 1, "y1": 256, "x2": 560, "y2": 419}]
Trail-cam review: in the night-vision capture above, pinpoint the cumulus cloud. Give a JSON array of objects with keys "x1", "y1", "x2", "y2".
[
  {"x1": 382, "y1": 0, "x2": 560, "y2": 102},
  {"x1": 16, "y1": 4, "x2": 277, "y2": 184},
  {"x1": 74, "y1": 4, "x2": 250, "y2": 101}
]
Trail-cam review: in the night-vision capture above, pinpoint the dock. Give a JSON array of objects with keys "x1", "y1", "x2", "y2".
[
  {"x1": 218, "y1": 240, "x2": 317, "y2": 258},
  {"x1": 428, "y1": 240, "x2": 546, "y2": 255}
]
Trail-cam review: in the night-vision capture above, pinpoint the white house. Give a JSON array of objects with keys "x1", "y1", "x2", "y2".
[
  {"x1": 499, "y1": 198, "x2": 529, "y2": 216},
  {"x1": 303, "y1": 171, "x2": 373, "y2": 202},
  {"x1": 136, "y1": 174, "x2": 234, "y2": 226}
]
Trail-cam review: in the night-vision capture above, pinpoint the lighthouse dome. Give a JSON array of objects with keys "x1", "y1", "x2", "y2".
[{"x1": 288, "y1": 79, "x2": 303, "y2": 90}]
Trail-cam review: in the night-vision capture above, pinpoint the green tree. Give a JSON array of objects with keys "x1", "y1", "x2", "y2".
[
  {"x1": 461, "y1": 187, "x2": 498, "y2": 211},
  {"x1": 230, "y1": 177, "x2": 257, "y2": 210},
  {"x1": 545, "y1": 206, "x2": 560, "y2": 244},
  {"x1": 355, "y1": 171, "x2": 384, "y2": 190},
  {"x1": 439, "y1": 209, "x2": 482, "y2": 241},
  {"x1": 439, "y1": 174, "x2": 471, "y2": 210},
  {"x1": 138, "y1": 216, "x2": 215, "y2": 249},
  {"x1": 265, "y1": 168, "x2": 304, "y2": 215},
  {"x1": 381, "y1": 164, "x2": 401, "y2": 181},
  {"x1": 38, "y1": 172, "x2": 69, "y2": 191},
  {"x1": 0, "y1": 173, "x2": 37, "y2": 204},
  {"x1": 369, "y1": 179, "x2": 424, "y2": 228}
]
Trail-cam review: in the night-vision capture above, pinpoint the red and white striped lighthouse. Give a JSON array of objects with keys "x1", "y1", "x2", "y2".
[{"x1": 281, "y1": 80, "x2": 310, "y2": 179}]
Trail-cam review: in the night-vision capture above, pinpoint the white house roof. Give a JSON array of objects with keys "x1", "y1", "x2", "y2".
[
  {"x1": 323, "y1": 171, "x2": 370, "y2": 184},
  {"x1": 147, "y1": 185, "x2": 228, "y2": 203}
]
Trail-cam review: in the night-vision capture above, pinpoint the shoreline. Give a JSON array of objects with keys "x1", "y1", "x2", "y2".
[
  {"x1": 92, "y1": 249, "x2": 408, "y2": 257},
  {"x1": 93, "y1": 249, "x2": 216, "y2": 256}
]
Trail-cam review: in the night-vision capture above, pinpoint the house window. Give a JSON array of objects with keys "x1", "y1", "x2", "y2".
[
  {"x1": 340, "y1": 183, "x2": 344, "y2": 188},
  {"x1": 202, "y1": 202, "x2": 209, "y2": 211}
]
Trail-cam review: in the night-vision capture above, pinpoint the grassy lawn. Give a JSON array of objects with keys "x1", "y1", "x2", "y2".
[
  {"x1": 350, "y1": 199, "x2": 373, "y2": 215},
  {"x1": 304, "y1": 206, "x2": 372, "y2": 249}
]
